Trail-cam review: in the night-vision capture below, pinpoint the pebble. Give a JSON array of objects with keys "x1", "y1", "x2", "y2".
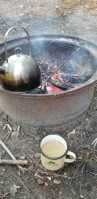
[
  {"x1": 35, "y1": 153, "x2": 41, "y2": 158},
  {"x1": 35, "y1": 137, "x2": 40, "y2": 141},
  {"x1": 85, "y1": 118, "x2": 89, "y2": 122}
]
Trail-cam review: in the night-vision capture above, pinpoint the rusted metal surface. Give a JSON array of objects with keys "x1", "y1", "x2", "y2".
[
  {"x1": 0, "y1": 35, "x2": 97, "y2": 126},
  {"x1": 0, "y1": 81, "x2": 95, "y2": 126}
]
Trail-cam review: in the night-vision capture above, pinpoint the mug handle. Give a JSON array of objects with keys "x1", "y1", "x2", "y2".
[{"x1": 64, "y1": 151, "x2": 76, "y2": 163}]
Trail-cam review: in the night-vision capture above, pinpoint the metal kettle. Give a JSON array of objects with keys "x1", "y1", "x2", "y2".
[{"x1": 0, "y1": 26, "x2": 41, "y2": 92}]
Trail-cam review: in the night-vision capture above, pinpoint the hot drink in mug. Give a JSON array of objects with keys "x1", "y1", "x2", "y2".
[{"x1": 40, "y1": 134, "x2": 76, "y2": 171}]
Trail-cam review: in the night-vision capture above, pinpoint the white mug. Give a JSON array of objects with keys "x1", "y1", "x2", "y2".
[{"x1": 40, "y1": 134, "x2": 76, "y2": 171}]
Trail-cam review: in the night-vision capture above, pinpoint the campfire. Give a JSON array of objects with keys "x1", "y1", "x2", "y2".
[
  {"x1": 0, "y1": 34, "x2": 97, "y2": 126},
  {"x1": 27, "y1": 40, "x2": 94, "y2": 94}
]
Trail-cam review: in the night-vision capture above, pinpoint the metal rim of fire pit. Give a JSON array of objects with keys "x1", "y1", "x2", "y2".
[
  {"x1": 0, "y1": 35, "x2": 97, "y2": 97},
  {"x1": 0, "y1": 35, "x2": 97, "y2": 126}
]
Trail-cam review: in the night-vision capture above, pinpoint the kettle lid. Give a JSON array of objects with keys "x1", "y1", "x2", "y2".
[{"x1": 8, "y1": 54, "x2": 28, "y2": 63}]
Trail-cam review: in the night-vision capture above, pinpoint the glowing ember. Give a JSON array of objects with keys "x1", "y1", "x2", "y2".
[
  {"x1": 42, "y1": 84, "x2": 62, "y2": 93},
  {"x1": 38, "y1": 59, "x2": 93, "y2": 94},
  {"x1": 51, "y1": 72, "x2": 61, "y2": 81}
]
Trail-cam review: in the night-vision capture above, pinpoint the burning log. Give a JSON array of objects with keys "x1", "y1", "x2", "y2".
[{"x1": 50, "y1": 80, "x2": 74, "y2": 90}]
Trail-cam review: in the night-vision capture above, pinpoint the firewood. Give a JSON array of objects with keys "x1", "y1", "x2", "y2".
[
  {"x1": 0, "y1": 139, "x2": 27, "y2": 171},
  {"x1": 0, "y1": 159, "x2": 28, "y2": 165}
]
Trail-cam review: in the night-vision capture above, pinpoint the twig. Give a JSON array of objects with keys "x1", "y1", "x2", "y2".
[
  {"x1": 6, "y1": 124, "x2": 12, "y2": 131},
  {"x1": 1, "y1": 192, "x2": 10, "y2": 198},
  {"x1": 0, "y1": 139, "x2": 16, "y2": 160},
  {"x1": 89, "y1": 172, "x2": 97, "y2": 176},
  {"x1": 91, "y1": 138, "x2": 97, "y2": 149},
  {"x1": 80, "y1": 163, "x2": 85, "y2": 197},
  {"x1": 0, "y1": 139, "x2": 27, "y2": 171},
  {"x1": 67, "y1": 129, "x2": 75, "y2": 140},
  {"x1": 24, "y1": 132, "x2": 39, "y2": 138},
  {"x1": 69, "y1": 162, "x2": 83, "y2": 186},
  {"x1": 75, "y1": 137, "x2": 84, "y2": 147},
  {"x1": 5, "y1": 131, "x2": 12, "y2": 140},
  {"x1": 90, "y1": 187, "x2": 97, "y2": 195},
  {"x1": 8, "y1": 167, "x2": 29, "y2": 192},
  {"x1": 1, "y1": 132, "x2": 10, "y2": 140},
  {"x1": 31, "y1": 169, "x2": 81, "y2": 179},
  {"x1": 0, "y1": 159, "x2": 28, "y2": 165}
]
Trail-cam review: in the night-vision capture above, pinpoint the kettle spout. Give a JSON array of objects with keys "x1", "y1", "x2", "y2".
[{"x1": 0, "y1": 66, "x2": 6, "y2": 74}]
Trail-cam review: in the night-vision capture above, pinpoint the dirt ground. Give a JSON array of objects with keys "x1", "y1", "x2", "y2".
[{"x1": 0, "y1": 0, "x2": 97, "y2": 199}]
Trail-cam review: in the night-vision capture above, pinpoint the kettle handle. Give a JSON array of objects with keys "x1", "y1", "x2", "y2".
[{"x1": 4, "y1": 26, "x2": 32, "y2": 63}]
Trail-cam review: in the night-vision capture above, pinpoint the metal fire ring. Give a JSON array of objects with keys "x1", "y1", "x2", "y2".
[{"x1": 0, "y1": 35, "x2": 97, "y2": 126}]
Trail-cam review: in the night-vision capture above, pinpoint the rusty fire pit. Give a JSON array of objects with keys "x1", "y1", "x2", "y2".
[{"x1": 0, "y1": 35, "x2": 97, "y2": 126}]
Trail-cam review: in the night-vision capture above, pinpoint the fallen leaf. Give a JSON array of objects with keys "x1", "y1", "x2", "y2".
[
  {"x1": 44, "y1": 182, "x2": 48, "y2": 187},
  {"x1": 53, "y1": 179, "x2": 61, "y2": 184},
  {"x1": 10, "y1": 185, "x2": 21, "y2": 196},
  {"x1": 10, "y1": 185, "x2": 17, "y2": 196}
]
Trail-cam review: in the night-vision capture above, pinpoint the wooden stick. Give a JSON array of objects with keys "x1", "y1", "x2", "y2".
[
  {"x1": 0, "y1": 139, "x2": 27, "y2": 171},
  {"x1": 0, "y1": 159, "x2": 28, "y2": 165},
  {"x1": 0, "y1": 192, "x2": 10, "y2": 199},
  {"x1": 0, "y1": 139, "x2": 16, "y2": 160}
]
